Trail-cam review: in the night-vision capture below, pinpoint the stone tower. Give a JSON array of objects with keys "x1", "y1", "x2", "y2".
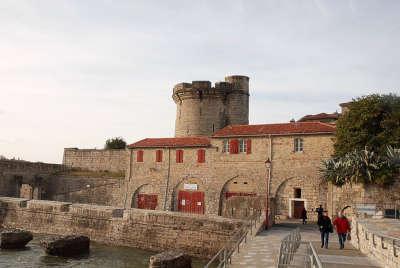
[{"x1": 172, "y1": 75, "x2": 249, "y2": 137}]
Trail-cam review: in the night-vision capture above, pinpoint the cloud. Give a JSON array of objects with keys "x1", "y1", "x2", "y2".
[{"x1": 0, "y1": 0, "x2": 399, "y2": 163}]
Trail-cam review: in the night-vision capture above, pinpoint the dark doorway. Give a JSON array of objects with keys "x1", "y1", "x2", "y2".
[{"x1": 293, "y1": 200, "x2": 305, "y2": 219}]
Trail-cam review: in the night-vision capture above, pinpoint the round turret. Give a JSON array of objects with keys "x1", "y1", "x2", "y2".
[
  {"x1": 172, "y1": 75, "x2": 250, "y2": 137},
  {"x1": 224, "y1": 75, "x2": 249, "y2": 126}
]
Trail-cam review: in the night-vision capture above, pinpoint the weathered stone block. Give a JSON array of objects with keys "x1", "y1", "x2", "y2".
[
  {"x1": 149, "y1": 250, "x2": 192, "y2": 268},
  {"x1": 0, "y1": 229, "x2": 33, "y2": 249}
]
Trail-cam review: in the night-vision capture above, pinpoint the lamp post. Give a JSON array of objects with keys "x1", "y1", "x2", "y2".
[{"x1": 265, "y1": 158, "x2": 271, "y2": 229}]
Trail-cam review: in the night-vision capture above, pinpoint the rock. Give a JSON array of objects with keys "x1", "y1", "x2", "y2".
[
  {"x1": 149, "y1": 250, "x2": 192, "y2": 268},
  {"x1": 40, "y1": 235, "x2": 90, "y2": 257},
  {"x1": 0, "y1": 229, "x2": 33, "y2": 249}
]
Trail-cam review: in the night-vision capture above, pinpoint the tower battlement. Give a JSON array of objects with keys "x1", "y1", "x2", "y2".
[{"x1": 173, "y1": 75, "x2": 250, "y2": 137}]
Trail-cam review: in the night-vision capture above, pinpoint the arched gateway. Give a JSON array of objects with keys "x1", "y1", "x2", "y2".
[
  {"x1": 132, "y1": 184, "x2": 158, "y2": 210},
  {"x1": 173, "y1": 177, "x2": 205, "y2": 214}
]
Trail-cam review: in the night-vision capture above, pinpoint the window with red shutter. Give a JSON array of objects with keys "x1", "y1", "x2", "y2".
[
  {"x1": 229, "y1": 139, "x2": 239, "y2": 154},
  {"x1": 246, "y1": 139, "x2": 252, "y2": 154},
  {"x1": 176, "y1": 150, "x2": 183, "y2": 163},
  {"x1": 197, "y1": 149, "x2": 205, "y2": 163},
  {"x1": 137, "y1": 150, "x2": 144, "y2": 162},
  {"x1": 156, "y1": 150, "x2": 163, "y2": 162}
]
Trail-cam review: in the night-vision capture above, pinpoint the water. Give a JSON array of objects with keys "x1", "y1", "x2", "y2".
[{"x1": 0, "y1": 235, "x2": 207, "y2": 268}]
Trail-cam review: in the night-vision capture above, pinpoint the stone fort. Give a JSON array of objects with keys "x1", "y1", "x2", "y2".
[{"x1": 3, "y1": 75, "x2": 399, "y2": 223}]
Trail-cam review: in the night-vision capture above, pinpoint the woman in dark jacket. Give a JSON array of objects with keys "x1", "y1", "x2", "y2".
[{"x1": 318, "y1": 211, "x2": 333, "y2": 249}]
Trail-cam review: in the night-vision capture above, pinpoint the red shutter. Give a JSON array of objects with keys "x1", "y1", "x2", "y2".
[
  {"x1": 230, "y1": 139, "x2": 239, "y2": 154},
  {"x1": 137, "y1": 150, "x2": 144, "y2": 162},
  {"x1": 176, "y1": 150, "x2": 183, "y2": 163},
  {"x1": 156, "y1": 150, "x2": 163, "y2": 162},
  {"x1": 246, "y1": 139, "x2": 252, "y2": 154},
  {"x1": 197, "y1": 149, "x2": 205, "y2": 163}
]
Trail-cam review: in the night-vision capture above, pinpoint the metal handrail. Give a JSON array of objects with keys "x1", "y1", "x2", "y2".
[
  {"x1": 204, "y1": 210, "x2": 262, "y2": 268},
  {"x1": 277, "y1": 228, "x2": 301, "y2": 267},
  {"x1": 307, "y1": 242, "x2": 323, "y2": 268}
]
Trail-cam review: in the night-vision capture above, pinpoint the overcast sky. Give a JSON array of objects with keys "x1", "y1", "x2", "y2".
[{"x1": 1, "y1": 0, "x2": 399, "y2": 163}]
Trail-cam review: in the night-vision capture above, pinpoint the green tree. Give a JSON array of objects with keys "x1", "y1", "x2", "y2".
[
  {"x1": 104, "y1": 137, "x2": 127, "y2": 149},
  {"x1": 334, "y1": 94, "x2": 400, "y2": 157},
  {"x1": 321, "y1": 146, "x2": 399, "y2": 186}
]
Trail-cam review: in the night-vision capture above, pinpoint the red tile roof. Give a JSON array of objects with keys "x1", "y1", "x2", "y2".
[
  {"x1": 212, "y1": 122, "x2": 336, "y2": 137},
  {"x1": 298, "y1": 113, "x2": 340, "y2": 122},
  {"x1": 128, "y1": 137, "x2": 211, "y2": 148}
]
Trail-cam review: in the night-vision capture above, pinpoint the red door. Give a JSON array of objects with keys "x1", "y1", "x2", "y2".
[
  {"x1": 178, "y1": 191, "x2": 204, "y2": 214},
  {"x1": 137, "y1": 194, "x2": 158, "y2": 210}
]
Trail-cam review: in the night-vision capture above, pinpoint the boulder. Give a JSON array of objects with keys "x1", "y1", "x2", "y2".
[
  {"x1": 40, "y1": 235, "x2": 90, "y2": 257},
  {"x1": 0, "y1": 229, "x2": 33, "y2": 249},
  {"x1": 149, "y1": 250, "x2": 192, "y2": 268}
]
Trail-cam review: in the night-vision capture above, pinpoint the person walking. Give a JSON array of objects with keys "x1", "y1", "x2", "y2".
[
  {"x1": 301, "y1": 207, "x2": 307, "y2": 224},
  {"x1": 333, "y1": 212, "x2": 351, "y2": 249},
  {"x1": 318, "y1": 211, "x2": 333, "y2": 249},
  {"x1": 315, "y1": 204, "x2": 324, "y2": 220}
]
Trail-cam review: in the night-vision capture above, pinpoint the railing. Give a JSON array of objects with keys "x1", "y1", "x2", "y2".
[
  {"x1": 204, "y1": 210, "x2": 263, "y2": 268},
  {"x1": 305, "y1": 242, "x2": 323, "y2": 268},
  {"x1": 277, "y1": 228, "x2": 322, "y2": 268},
  {"x1": 277, "y1": 228, "x2": 301, "y2": 267}
]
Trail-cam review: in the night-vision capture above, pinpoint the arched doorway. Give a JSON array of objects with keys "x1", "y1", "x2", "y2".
[
  {"x1": 274, "y1": 177, "x2": 323, "y2": 220},
  {"x1": 173, "y1": 177, "x2": 205, "y2": 214},
  {"x1": 219, "y1": 177, "x2": 257, "y2": 217},
  {"x1": 132, "y1": 184, "x2": 158, "y2": 210}
]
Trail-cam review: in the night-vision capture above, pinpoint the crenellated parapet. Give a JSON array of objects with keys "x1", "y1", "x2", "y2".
[{"x1": 173, "y1": 75, "x2": 250, "y2": 137}]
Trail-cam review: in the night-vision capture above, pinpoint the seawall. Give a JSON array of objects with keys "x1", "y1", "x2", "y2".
[
  {"x1": 0, "y1": 197, "x2": 243, "y2": 258},
  {"x1": 351, "y1": 218, "x2": 400, "y2": 268}
]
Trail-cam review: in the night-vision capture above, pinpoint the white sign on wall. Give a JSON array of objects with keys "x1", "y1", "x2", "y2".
[{"x1": 183, "y1": 183, "x2": 198, "y2": 190}]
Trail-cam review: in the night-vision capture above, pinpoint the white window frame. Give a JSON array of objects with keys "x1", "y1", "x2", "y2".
[
  {"x1": 239, "y1": 139, "x2": 247, "y2": 153},
  {"x1": 222, "y1": 139, "x2": 229, "y2": 153},
  {"x1": 294, "y1": 138, "x2": 303, "y2": 153}
]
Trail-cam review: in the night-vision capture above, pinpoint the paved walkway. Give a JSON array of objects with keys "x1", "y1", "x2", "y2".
[
  {"x1": 230, "y1": 220, "x2": 380, "y2": 268},
  {"x1": 230, "y1": 224, "x2": 293, "y2": 267}
]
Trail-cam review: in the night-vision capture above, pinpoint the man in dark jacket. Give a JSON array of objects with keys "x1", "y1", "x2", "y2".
[
  {"x1": 318, "y1": 211, "x2": 332, "y2": 249},
  {"x1": 301, "y1": 208, "x2": 307, "y2": 224},
  {"x1": 315, "y1": 205, "x2": 324, "y2": 220}
]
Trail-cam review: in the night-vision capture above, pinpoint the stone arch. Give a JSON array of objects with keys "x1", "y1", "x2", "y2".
[
  {"x1": 274, "y1": 176, "x2": 323, "y2": 220},
  {"x1": 171, "y1": 177, "x2": 205, "y2": 214},
  {"x1": 218, "y1": 176, "x2": 258, "y2": 217},
  {"x1": 131, "y1": 184, "x2": 158, "y2": 209}
]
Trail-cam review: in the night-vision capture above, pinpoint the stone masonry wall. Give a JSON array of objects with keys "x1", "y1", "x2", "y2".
[
  {"x1": 125, "y1": 134, "x2": 334, "y2": 221},
  {"x1": 0, "y1": 197, "x2": 243, "y2": 258},
  {"x1": 45, "y1": 176, "x2": 124, "y2": 207},
  {"x1": 327, "y1": 178, "x2": 400, "y2": 219},
  {"x1": 0, "y1": 159, "x2": 64, "y2": 197},
  {"x1": 63, "y1": 148, "x2": 128, "y2": 172},
  {"x1": 351, "y1": 218, "x2": 400, "y2": 268}
]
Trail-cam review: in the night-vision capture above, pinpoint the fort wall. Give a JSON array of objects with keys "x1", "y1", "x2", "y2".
[
  {"x1": 0, "y1": 197, "x2": 243, "y2": 258},
  {"x1": 63, "y1": 148, "x2": 128, "y2": 173},
  {"x1": 0, "y1": 160, "x2": 64, "y2": 197},
  {"x1": 45, "y1": 176, "x2": 124, "y2": 207},
  {"x1": 351, "y1": 218, "x2": 400, "y2": 268},
  {"x1": 126, "y1": 134, "x2": 335, "y2": 220}
]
